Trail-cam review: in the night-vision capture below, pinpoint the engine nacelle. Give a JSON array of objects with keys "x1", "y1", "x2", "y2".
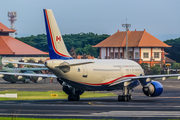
[
  {"x1": 142, "y1": 81, "x2": 163, "y2": 97},
  {"x1": 63, "y1": 86, "x2": 84, "y2": 96}
]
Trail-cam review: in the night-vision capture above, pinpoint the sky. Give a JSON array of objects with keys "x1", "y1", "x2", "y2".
[{"x1": 0, "y1": 0, "x2": 180, "y2": 41}]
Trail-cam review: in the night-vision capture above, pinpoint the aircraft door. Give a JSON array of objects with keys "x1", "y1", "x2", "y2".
[{"x1": 82, "y1": 65, "x2": 88, "y2": 78}]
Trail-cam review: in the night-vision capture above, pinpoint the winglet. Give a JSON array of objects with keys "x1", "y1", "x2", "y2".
[{"x1": 43, "y1": 9, "x2": 73, "y2": 60}]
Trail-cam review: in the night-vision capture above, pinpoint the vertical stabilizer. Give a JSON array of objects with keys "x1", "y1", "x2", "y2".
[{"x1": 44, "y1": 9, "x2": 72, "y2": 60}]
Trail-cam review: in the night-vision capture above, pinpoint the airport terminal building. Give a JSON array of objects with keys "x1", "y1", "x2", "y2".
[
  {"x1": 0, "y1": 22, "x2": 49, "y2": 63},
  {"x1": 94, "y1": 29, "x2": 171, "y2": 67}
]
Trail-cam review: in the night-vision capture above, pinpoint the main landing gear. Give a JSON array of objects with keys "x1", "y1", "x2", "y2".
[
  {"x1": 66, "y1": 87, "x2": 83, "y2": 101},
  {"x1": 66, "y1": 88, "x2": 82, "y2": 101},
  {"x1": 118, "y1": 86, "x2": 132, "y2": 101},
  {"x1": 57, "y1": 78, "x2": 84, "y2": 101},
  {"x1": 68, "y1": 95, "x2": 80, "y2": 101}
]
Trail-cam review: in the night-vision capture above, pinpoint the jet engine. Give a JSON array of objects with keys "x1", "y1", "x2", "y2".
[{"x1": 142, "y1": 81, "x2": 163, "y2": 97}]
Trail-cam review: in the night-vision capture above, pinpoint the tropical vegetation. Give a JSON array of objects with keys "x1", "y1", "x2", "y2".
[
  {"x1": 15, "y1": 33, "x2": 110, "y2": 58},
  {"x1": 164, "y1": 37, "x2": 180, "y2": 62}
]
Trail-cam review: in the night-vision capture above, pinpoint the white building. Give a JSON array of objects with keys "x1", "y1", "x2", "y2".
[{"x1": 94, "y1": 29, "x2": 170, "y2": 67}]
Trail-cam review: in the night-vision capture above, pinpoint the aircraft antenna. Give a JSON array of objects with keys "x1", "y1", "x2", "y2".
[{"x1": 122, "y1": 19, "x2": 131, "y2": 59}]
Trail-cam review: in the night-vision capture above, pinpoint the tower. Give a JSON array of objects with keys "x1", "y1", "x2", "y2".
[
  {"x1": 8, "y1": 11, "x2": 17, "y2": 38},
  {"x1": 122, "y1": 22, "x2": 131, "y2": 59}
]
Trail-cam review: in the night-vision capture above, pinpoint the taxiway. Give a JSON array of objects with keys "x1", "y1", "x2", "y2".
[{"x1": 0, "y1": 78, "x2": 180, "y2": 119}]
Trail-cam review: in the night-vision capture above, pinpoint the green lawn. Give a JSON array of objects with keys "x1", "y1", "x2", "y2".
[
  {"x1": 0, "y1": 90, "x2": 116, "y2": 100},
  {"x1": 0, "y1": 118, "x2": 105, "y2": 120}
]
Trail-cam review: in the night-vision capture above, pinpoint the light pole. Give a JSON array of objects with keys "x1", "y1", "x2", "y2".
[
  {"x1": 8, "y1": 11, "x2": 17, "y2": 38},
  {"x1": 122, "y1": 22, "x2": 131, "y2": 59}
]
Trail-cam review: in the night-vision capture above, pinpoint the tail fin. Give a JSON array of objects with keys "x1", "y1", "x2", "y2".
[{"x1": 43, "y1": 9, "x2": 73, "y2": 60}]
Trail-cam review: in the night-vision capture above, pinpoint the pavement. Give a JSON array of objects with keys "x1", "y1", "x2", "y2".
[
  {"x1": 0, "y1": 77, "x2": 180, "y2": 119},
  {"x1": 0, "y1": 77, "x2": 62, "y2": 91}
]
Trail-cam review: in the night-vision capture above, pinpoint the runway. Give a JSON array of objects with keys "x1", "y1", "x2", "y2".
[{"x1": 0, "y1": 78, "x2": 180, "y2": 119}]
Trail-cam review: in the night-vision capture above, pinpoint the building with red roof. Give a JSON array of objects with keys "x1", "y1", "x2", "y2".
[
  {"x1": 0, "y1": 22, "x2": 49, "y2": 64},
  {"x1": 94, "y1": 29, "x2": 171, "y2": 67},
  {"x1": 0, "y1": 22, "x2": 48, "y2": 57}
]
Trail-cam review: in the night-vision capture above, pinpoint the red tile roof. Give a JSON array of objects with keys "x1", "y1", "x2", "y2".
[
  {"x1": 94, "y1": 30, "x2": 170, "y2": 48},
  {"x1": 0, "y1": 36, "x2": 48, "y2": 55},
  {"x1": 164, "y1": 51, "x2": 169, "y2": 55},
  {"x1": 0, "y1": 22, "x2": 16, "y2": 33},
  {"x1": 165, "y1": 56, "x2": 175, "y2": 63},
  {"x1": 76, "y1": 54, "x2": 95, "y2": 59}
]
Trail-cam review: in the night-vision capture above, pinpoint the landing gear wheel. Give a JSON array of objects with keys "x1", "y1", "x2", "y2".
[
  {"x1": 128, "y1": 95, "x2": 132, "y2": 100},
  {"x1": 118, "y1": 95, "x2": 131, "y2": 101},
  {"x1": 118, "y1": 95, "x2": 123, "y2": 101},
  {"x1": 68, "y1": 95, "x2": 74, "y2": 101},
  {"x1": 123, "y1": 95, "x2": 128, "y2": 101},
  {"x1": 120, "y1": 95, "x2": 128, "y2": 101},
  {"x1": 75, "y1": 95, "x2": 80, "y2": 101},
  {"x1": 68, "y1": 95, "x2": 80, "y2": 101},
  {"x1": 34, "y1": 80, "x2": 37, "y2": 83}
]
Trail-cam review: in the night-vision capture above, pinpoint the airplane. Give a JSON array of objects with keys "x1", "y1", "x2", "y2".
[
  {"x1": 0, "y1": 9, "x2": 180, "y2": 101},
  {"x1": 0, "y1": 59, "x2": 48, "y2": 83}
]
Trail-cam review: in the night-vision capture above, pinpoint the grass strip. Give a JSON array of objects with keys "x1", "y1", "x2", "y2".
[
  {"x1": 0, "y1": 90, "x2": 116, "y2": 101},
  {"x1": 0, "y1": 117, "x2": 101, "y2": 120}
]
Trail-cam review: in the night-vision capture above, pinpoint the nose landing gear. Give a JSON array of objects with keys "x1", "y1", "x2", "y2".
[
  {"x1": 118, "y1": 86, "x2": 132, "y2": 101},
  {"x1": 118, "y1": 95, "x2": 132, "y2": 101}
]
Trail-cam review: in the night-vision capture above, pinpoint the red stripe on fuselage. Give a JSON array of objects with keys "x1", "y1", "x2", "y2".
[
  {"x1": 78, "y1": 74, "x2": 136, "y2": 86},
  {"x1": 45, "y1": 10, "x2": 71, "y2": 58}
]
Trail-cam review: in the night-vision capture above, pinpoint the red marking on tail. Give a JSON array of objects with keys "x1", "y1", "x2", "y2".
[
  {"x1": 44, "y1": 10, "x2": 71, "y2": 57},
  {"x1": 56, "y1": 36, "x2": 61, "y2": 41}
]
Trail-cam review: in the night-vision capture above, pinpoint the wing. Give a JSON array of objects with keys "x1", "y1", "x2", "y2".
[
  {"x1": 110, "y1": 74, "x2": 180, "y2": 88},
  {"x1": 0, "y1": 72, "x2": 57, "y2": 78},
  {"x1": 3, "y1": 61, "x2": 94, "y2": 67},
  {"x1": 3, "y1": 61, "x2": 45, "y2": 67},
  {"x1": 7, "y1": 68, "x2": 49, "y2": 71}
]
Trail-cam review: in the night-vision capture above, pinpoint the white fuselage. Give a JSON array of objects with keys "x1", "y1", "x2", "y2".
[{"x1": 45, "y1": 59, "x2": 144, "y2": 91}]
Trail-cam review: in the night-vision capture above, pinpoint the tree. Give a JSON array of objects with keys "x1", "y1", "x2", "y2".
[
  {"x1": 140, "y1": 63, "x2": 149, "y2": 74},
  {"x1": 26, "y1": 58, "x2": 36, "y2": 68},
  {"x1": 4, "y1": 63, "x2": 14, "y2": 68},
  {"x1": 171, "y1": 62, "x2": 180, "y2": 73},
  {"x1": 16, "y1": 34, "x2": 48, "y2": 52},
  {"x1": 69, "y1": 47, "x2": 76, "y2": 58},
  {"x1": 15, "y1": 32, "x2": 110, "y2": 58},
  {"x1": 164, "y1": 37, "x2": 180, "y2": 62},
  {"x1": 150, "y1": 64, "x2": 161, "y2": 75}
]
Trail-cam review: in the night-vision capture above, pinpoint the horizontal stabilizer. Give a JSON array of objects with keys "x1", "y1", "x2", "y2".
[
  {"x1": 3, "y1": 61, "x2": 45, "y2": 67},
  {"x1": 55, "y1": 62, "x2": 94, "y2": 68},
  {"x1": 0, "y1": 72, "x2": 57, "y2": 78}
]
